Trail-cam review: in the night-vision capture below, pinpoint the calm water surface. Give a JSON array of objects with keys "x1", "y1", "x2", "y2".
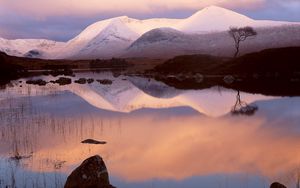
[{"x1": 0, "y1": 72, "x2": 299, "y2": 188}]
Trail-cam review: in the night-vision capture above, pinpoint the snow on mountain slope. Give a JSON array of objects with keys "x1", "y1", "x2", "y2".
[
  {"x1": 176, "y1": 6, "x2": 290, "y2": 33},
  {"x1": 125, "y1": 28, "x2": 195, "y2": 58},
  {"x1": 130, "y1": 28, "x2": 185, "y2": 46},
  {"x1": 0, "y1": 38, "x2": 65, "y2": 58},
  {"x1": 53, "y1": 6, "x2": 299, "y2": 59},
  {"x1": 68, "y1": 16, "x2": 179, "y2": 44},
  {"x1": 55, "y1": 16, "x2": 180, "y2": 59},
  {"x1": 125, "y1": 25, "x2": 300, "y2": 58},
  {"x1": 177, "y1": 6, "x2": 255, "y2": 33},
  {"x1": 0, "y1": 6, "x2": 298, "y2": 59},
  {"x1": 149, "y1": 5, "x2": 294, "y2": 35},
  {"x1": 63, "y1": 17, "x2": 140, "y2": 59}
]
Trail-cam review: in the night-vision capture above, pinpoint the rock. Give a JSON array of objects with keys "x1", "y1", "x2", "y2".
[
  {"x1": 50, "y1": 77, "x2": 72, "y2": 85},
  {"x1": 176, "y1": 73, "x2": 187, "y2": 81},
  {"x1": 87, "y1": 78, "x2": 94, "y2": 84},
  {"x1": 270, "y1": 182, "x2": 287, "y2": 188},
  {"x1": 75, "y1": 78, "x2": 94, "y2": 84},
  {"x1": 194, "y1": 73, "x2": 204, "y2": 83},
  {"x1": 64, "y1": 155, "x2": 115, "y2": 188},
  {"x1": 75, "y1": 78, "x2": 87, "y2": 84},
  {"x1": 223, "y1": 75, "x2": 235, "y2": 84},
  {"x1": 112, "y1": 72, "x2": 121, "y2": 78},
  {"x1": 81, "y1": 139, "x2": 107, "y2": 145},
  {"x1": 97, "y1": 79, "x2": 113, "y2": 85},
  {"x1": 26, "y1": 79, "x2": 48, "y2": 86},
  {"x1": 54, "y1": 160, "x2": 66, "y2": 170}
]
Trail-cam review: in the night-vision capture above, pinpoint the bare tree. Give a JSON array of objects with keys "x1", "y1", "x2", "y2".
[{"x1": 229, "y1": 26, "x2": 257, "y2": 57}]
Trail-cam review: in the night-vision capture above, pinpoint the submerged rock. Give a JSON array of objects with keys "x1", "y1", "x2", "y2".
[
  {"x1": 54, "y1": 160, "x2": 67, "y2": 170},
  {"x1": 64, "y1": 155, "x2": 115, "y2": 188},
  {"x1": 194, "y1": 73, "x2": 204, "y2": 83},
  {"x1": 97, "y1": 79, "x2": 113, "y2": 85},
  {"x1": 87, "y1": 78, "x2": 94, "y2": 84},
  {"x1": 81, "y1": 139, "x2": 107, "y2": 145},
  {"x1": 75, "y1": 78, "x2": 95, "y2": 84},
  {"x1": 74, "y1": 78, "x2": 87, "y2": 84},
  {"x1": 223, "y1": 75, "x2": 235, "y2": 84},
  {"x1": 50, "y1": 77, "x2": 72, "y2": 85},
  {"x1": 270, "y1": 182, "x2": 287, "y2": 188},
  {"x1": 26, "y1": 79, "x2": 48, "y2": 86}
]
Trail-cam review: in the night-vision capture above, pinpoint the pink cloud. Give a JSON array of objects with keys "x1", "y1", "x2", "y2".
[{"x1": 0, "y1": 0, "x2": 265, "y2": 17}]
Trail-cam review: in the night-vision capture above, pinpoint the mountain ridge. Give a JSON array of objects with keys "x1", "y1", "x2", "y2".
[{"x1": 0, "y1": 5, "x2": 299, "y2": 59}]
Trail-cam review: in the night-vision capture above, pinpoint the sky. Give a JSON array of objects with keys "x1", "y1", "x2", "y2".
[{"x1": 0, "y1": 0, "x2": 299, "y2": 41}]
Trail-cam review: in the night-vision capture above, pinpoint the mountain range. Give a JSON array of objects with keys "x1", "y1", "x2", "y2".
[{"x1": 0, "y1": 6, "x2": 299, "y2": 59}]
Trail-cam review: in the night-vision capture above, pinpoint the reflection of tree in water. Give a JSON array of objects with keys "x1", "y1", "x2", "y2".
[{"x1": 231, "y1": 91, "x2": 258, "y2": 116}]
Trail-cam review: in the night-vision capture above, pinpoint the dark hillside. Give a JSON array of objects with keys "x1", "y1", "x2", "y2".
[
  {"x1": 154, "y1": 47, "x2": 300, "y2": 76},
  {"x1": 220, "y1": 47, "x2": 300, "y2": 75},
  {"x1": 152, "y1": 47, "x2": 300, "y2": 96}
]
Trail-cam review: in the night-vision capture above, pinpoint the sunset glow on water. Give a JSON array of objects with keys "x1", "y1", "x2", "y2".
[{"x1": 0, "y1": 74, "x2": 299, "y2": 187}]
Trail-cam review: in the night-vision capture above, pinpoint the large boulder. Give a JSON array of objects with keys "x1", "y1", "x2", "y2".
[
  {"x1": 270, "y1": 182, "x2": 287, "y2": 188},
  {"x1": 64, "y1": 155, "x2": 115, "y2": 188}
]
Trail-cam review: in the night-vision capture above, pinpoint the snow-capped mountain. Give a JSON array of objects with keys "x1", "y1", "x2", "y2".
[
  {"x1": 0, "y1": 6, "x2": 298, "y2": 59},
  {"x1": 176, "y1": 6, "x2": 287, "y2": 33},
  {"x1": 53, "y1": 16, "x2": 180, "y2": 59},
  {"x1": 125, "y1": 25, "x2": 300, "y2": 58},
  {"x1": 0, "y1": 38, "x2": 65, "y2": 58}
]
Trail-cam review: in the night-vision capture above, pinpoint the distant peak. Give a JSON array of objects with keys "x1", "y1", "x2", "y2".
[
  {"x1": 114, "y1": 15, "x2": 129, "y2": 20},
  {"x1": 110, "y1": 15, "x2": 137, "y2": 24},
  {"x1": 196, "y1": 5, "x2": 234, "y2": 14},
  {"x1": 203, "y1": 5, "x2": 227, "y2": 10},
  {"x1": 189, "y1": 5, "x2": 253, "y2": 21}
]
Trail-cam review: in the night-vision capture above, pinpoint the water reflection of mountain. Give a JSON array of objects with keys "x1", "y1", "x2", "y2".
[
  {"x1": 1, "y1": 73, "x2": 275, "y2": 117},
  {"x1": 0, "y1": 74, "x2": 300, "y2": 188},
  {"x1": 127, "y1": 76, "x2": 182, "y2": 98},
  {"x1": 0, "y1": 95, "x2": 300, "y2": 187}
]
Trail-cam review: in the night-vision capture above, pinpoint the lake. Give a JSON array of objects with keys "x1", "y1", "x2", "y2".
[{"x1": 0, "y1": 72, "x2": 299, "y2": 188}]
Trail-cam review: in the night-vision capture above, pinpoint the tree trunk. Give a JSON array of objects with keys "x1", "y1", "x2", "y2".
[{"x1": 234, "y1": 43, "x2": 240, "y2": 58}]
